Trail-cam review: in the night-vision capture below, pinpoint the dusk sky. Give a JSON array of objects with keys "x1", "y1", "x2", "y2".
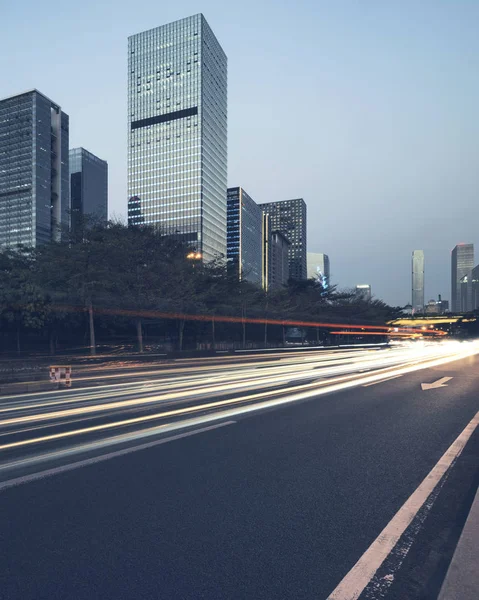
[{"x1": 2, "y1": 0, "x2": 478, "y2": 306}]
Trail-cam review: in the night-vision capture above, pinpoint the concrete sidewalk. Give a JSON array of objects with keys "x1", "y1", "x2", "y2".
[{"x1": 438, "y1": 485, "x2": 479, "y2": 600}]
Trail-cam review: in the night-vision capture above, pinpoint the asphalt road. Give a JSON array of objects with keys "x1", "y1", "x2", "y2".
[{"x1": 1, "y1": 342, "x2": 478, "y2": 599}]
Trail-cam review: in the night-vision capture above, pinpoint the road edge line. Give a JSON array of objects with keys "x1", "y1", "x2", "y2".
[{"x1": 326, "y1": 410, "x2": 479, "y2": 600}]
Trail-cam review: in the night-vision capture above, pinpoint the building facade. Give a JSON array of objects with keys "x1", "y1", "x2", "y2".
[
  {"x1": 0, "y1": 90, "x2": 69, "y2": 248},
  {"x1": 269, "y1": 230, "x2": 290, "y2": 289},
  {"x1": 307, "y1": 252, "x2": 330, "y2": 290},
  {"x1": 451, "y1": 244, "x2": 474, "y2": 312},
  {"x1": 471, "y1": 265, "x2": 479, "y2": 311},
  {"x1": 226, "y1": 187, "x2": 262, "y2": 286},
  {"x1": 411, "y1": 250, "x2": 425, "y2": 314},
  {"x1": 70, "y1": 148, "x2": 108, "y2": 234},
  {"x1": 259, "y1": 198, "x2": 307, "y2": 280},
  {"x1": 356, "y1": 284, "x2": 372, "y2": 301},
  {"x1": 127, "y1": 14, "x2": 227, "y2": 260}
]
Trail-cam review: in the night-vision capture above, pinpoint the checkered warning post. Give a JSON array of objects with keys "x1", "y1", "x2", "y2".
[{"x1": 49, "y1": 366, "x2": 72, "y2": 388}]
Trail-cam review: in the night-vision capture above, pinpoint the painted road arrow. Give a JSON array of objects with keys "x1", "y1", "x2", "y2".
[{"x1": 421, "y1": 376, "x2": 453, "y2": 391}]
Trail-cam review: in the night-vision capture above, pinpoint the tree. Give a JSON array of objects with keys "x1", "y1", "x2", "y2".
[{"x1": 0, "y1": 248, "x2": 46, "y2": 353}]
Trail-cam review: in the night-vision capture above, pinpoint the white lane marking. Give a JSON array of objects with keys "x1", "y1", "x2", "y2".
[
  {"x1": 326, "y1": 410, "x2": 479, "y2": 600},
  {"x1": 0, "y1": 421, "x2": 235, "y2": 493},
  {"x1": 362, "y1": 375, "x2": 403, "y2": 387},
  {"x1": 421, "y1": 376, "x2": 453, "y2": 390}
]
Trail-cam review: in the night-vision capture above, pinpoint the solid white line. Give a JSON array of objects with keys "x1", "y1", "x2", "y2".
[
  {"x1": 362, "y1": 375, "x2": 403, "y2": 387},
  {"x1": 0, "y1": 421, "x2": 235, "y2": 493},
  {"x1": 326, "y1": 410, "x2": 479, "y2": 600}
]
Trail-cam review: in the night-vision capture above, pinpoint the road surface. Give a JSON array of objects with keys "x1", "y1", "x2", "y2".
[{"x1": 1, "y1": 342, "x2": 478, "y2": 599}]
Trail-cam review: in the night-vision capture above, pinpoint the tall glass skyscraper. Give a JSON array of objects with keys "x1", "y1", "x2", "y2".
[
  {"x1": 259, "y1": 199, "x2": 307, "y2": 280},
  {"x1": 0, "y1": 90, "x2": 69, "y2": 248},
  {"x1": 70, "y1": 148, "x2": 108, "y2": 234},
  {"x1": 227, "y1": 187, "x2": 262, "y2": 285},
  {"x1": 127, "y1": 14, "x2": 227, "y2": 261},
  {"x1": 451, "y1": 243, "x2": 474, "y2": 312},
  {"x1": 411, "y1": 250, "x2": 425, "y2": 314}
]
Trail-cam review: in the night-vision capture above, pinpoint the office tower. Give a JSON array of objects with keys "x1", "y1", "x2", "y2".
[
  {"x1": 269, "y1": 230, "x2": 290, "y2": 289},
  {"x1": 0, "y1": 90, "x2": 69, "y2": 248},
  {"x1": 451, "y1": 244, "x2": 474, "y2": 312},
  {"x1": 226, "y1": 187, "x2": 262, "y2": 286},
  {"x1": 471, "y1": 265, "x2": 479, "y2": 311},
  {"x1": 128, "y1": 14, "x2": 227, "y2": 261},
  {"x1": 259, "y1": 198, "x2": 307, "y2": 280},
  {"x1": 356, "y1": 284, "x2": 372, "y2": 301},
  {"x1": 459, "y1": 275, "x2": 470, "y2": 312},
  {"x1": 70, "y1": 148, "x2": 108, "y2": 234},
  {"x1": 262, "y1": 213, "x2": 271, "y2": 290},
  {"x1": 307, "y1": 252, "x2": 330, "y2": 290},
  {"x1": 411, "y1": 250, "x2": 425, "y2": 314}
]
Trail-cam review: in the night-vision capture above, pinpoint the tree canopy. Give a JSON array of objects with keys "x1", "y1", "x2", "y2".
[{"x1": 0, "y1": 222, "x2": 402, "y2": 355}]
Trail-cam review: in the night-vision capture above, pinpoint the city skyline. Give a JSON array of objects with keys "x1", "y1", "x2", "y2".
[{"x1": 1, "y1": 1, "x2": 478, "y2": 303}]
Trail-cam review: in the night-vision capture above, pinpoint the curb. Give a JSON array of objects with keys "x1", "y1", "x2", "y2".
[{"x1": 438, "y1": 484, "x2": 479, "y2": 600}]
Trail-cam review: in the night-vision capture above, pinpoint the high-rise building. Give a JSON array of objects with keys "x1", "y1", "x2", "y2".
[
  {"x1": 127, "y1": 14, "x2": 227, "y2": 261},
  {"x1": 307, "y1": 252, "x2": 330, "y2": 290},
  {"x1": 259, "y1": 198, "x2": 307, "y2": 280},
  {"x1": 226, "y1": 187, "x2": 262, "y2": 286},
  {"x1": 0, "y1": 90, "x2": 69, "y2": 248},
  {"x1": 261, "y1": 213, "x2": 289, "y2": 291},
  {"x1": 451, "y1": 244, "x2": 474, "y2": 312},
  {"x1": 471, "y1": 265, "x2": 479, "y2": 311},
  {"x1": 69, "y1": 148, "x2": 108, "y2": 234},
  {"x1": 356, "y1": 284, "x2": 372, "y2": 301},
  {"x1": 269, "y1": 230, "x2": 290, "y2": 289},
  {"x1": 411, "y1": 250, "x2": 425, "y2": 314}
]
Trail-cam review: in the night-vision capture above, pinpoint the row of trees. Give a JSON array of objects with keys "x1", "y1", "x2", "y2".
[{"x1": 0, "y1": 222, "x2": 402, "y2": 355}]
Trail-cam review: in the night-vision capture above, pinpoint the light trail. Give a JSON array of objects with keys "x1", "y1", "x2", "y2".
[
  {"x1": 0, "y1": 341, "x2": 477, "y2": 465},
  {"x1": 0, "y1": 345, "x2": 450, "y2": 428},
  {"x1": 46, "y1": 303, "x2": 445, "y2": 337}
]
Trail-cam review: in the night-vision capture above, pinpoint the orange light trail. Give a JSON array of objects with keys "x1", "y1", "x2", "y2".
[{"x1": 47, "y1": 304, "x2": 445, "y2": 337}]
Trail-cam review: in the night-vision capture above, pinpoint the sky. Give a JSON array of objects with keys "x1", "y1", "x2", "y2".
[{"x1": 1, "y1": 0, "x2": 478, "y2": 306}]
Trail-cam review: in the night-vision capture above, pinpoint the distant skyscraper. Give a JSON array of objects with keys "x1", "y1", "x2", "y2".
[
  {"x1": 411, "y1": 250, "x2": 425, "y2": 314},
  {"x1": 127, "y1": 14, "x2": 227, "y2": 260},
  {"x1": 307, "y1": 252, "x2": 330, "y2": 290},
  {"x1": 70, "y1": 148, "x2": 108, "y2": 233},
  {"x1": 425, "y1": 299, "x2": 440, "y2": 314},
  {"x1": 0, "y1": 90, "x2": 69, "y2": 248},
  {"x1": 451, "y1": 244, "x2": 474, "y2": 312},
  {"x1": 259, "y1": 198, "x2": 307, "y2": 280},
  {"x1": 471, "y1": 265, "x2": 479, "y2": 311},
  {"x1": 226, "y1": 187, "x2": 262, "y2": 286},
  {"x1": 356, "y1": 284, "x2": 372, "y2": 301}
]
